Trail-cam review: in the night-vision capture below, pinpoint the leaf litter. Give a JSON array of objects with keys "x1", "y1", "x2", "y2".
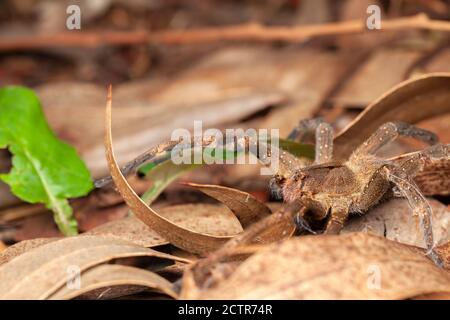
[
  {"x1": 1, "y1": 72, "x2": 449, "y2": 299},
  {"x1": 1, "y1": 2, "x2": 450, "y2": 300}
]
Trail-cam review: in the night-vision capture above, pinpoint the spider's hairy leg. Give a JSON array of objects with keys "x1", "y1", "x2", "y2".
[
  {"x1": 287, "y1": 118, "x2": 334, "y2": 164},
  {"x1": 95, "y1": 136, "x2": 215, "y2": 188},
  {"x1": 315, "y1": 122, "x2": 334, "y2": 164},
  {"x1": 323, "y1": 203, "x2": 350, "y2": 234},
  {"x1": 353, "y1": 122, "x2": 439, "y2": 157},
  {"x1": 383, "y1": 167, "x2": 443, "y2": 267},
  {"x1": 287, "y1": 117, "x2": 324, "y2": 143}
]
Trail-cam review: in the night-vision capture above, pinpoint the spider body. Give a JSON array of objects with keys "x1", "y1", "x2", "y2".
[{"x1": 282, "y1": 157, "x2": 394, "y2": 227}]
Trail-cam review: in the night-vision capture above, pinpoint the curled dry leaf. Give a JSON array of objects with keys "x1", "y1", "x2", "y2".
[
  {"x1": 84, "y1": 204, "x2": 242, "y2": 247},
  {"x1": 0, "y1": 237, "x2": 58, "y2": 267},
  {"x1": 334, "y1": 73, "x2": 450, "y2": 160},
  {"x1": 184, "y1": 183, "x2": 271, "y2": 228},
  {"x1": 104, "y1": 87, "x2": 233, "y2": 255},
  {"x1": 49, "y1": 264, "x2": 177, "y2": 300},
  {"x1": 186, "y1": 233, "x2": 450, "y2": 300},
  {"x1": 158, "y1": 204, "x2": 243, "y2": 237},
  {"x1": 0, "y1": 235, "x2": 188, "y2": 300},
  {"x1": 342, "y1": 198, "x2": 450, "y2": 249},
  {"x1": 84, "y1": 216, "x2": 167, "y2": 248}
]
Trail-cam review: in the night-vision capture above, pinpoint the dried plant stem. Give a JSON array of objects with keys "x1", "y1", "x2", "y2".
[{"x1": 1, "y1": 13, "x2": 449, "y2": 51}]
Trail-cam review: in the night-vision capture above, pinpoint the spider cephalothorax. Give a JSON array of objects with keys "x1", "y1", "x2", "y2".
[{"x1": 276, "y1": 118, "x2": 447, "y2": 266}]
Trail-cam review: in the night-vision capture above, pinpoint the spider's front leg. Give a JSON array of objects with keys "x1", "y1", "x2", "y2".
[
  {"x1": 288, "y1": 117, "x2": 334, "y2": 165},
  {"x1": 382, "y1": 166, "x2": 443, "y2": 267},
  {"x1": 352, "y1": 121, "x2": 438, "y2": 158}
]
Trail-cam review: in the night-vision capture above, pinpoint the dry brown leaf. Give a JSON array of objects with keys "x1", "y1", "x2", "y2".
[
  {"x1": 105, "y1": 88, "x2": 233, "y2": 255},
  {"x1": 423, "y1": 48, "x2": 450, "y2": 74},
  {"x1": 185, "y1": 183, "x2": 271, "y2": 228},
  {"x1": 332, "y1": 49, "x2": 423, "y2": 107},
  {"x1": 49, "y1": 264, "x2": 177, "y2": 300},
  {"x1": 416, "y1": 114, "x2": 450, "y2": 144},
  {"x1": 0, "y1": 235, "x2": 188, "y2": 299},
  {"x1": 334, "y1": 73, "x2": 450, "y2": 160},
  {"x1": 84, "y1": 203, "x2": 242, "y2": 247},
  {"x1": 0, "y1": 237, "x2": 58, "y2": 267},
  {"x1": 84, "y1": 216, "x2": 167, "y2": 248},
  {"x1": 342, "y1": 198, "x2": 450, "y2": 248},
  {"x1": 187, "y1": 233, "x2": 450, "y2": 299},
  {"x1": 158, "y1": 204, "x2": 243, "y2": 237}
]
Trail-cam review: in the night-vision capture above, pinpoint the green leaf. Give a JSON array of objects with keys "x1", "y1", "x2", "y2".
[
  {"x1": 278, "y1": 138, "x2": 315, "y2": 159},
  {"x1": 0, "y1": 86, "x2": 93, "y2": 235},
  {"x1": 141, "y1": 161, "x2": 198, "y2": 205}
]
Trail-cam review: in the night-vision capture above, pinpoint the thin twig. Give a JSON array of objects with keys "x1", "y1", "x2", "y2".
[{"x1": 1, "y1": 13, "x2": 450, "y2": 51}]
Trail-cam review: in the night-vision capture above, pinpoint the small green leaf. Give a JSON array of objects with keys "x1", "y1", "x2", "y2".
[
  {"x1": 141, "y1": 161, "x2": 198, "y2": 205},
  {"x1": 279, "y1": 138, "x2": 315, "y2": 159},
  {"x1": 0, "y1": 86, "x2": 93, "y2": 235}
]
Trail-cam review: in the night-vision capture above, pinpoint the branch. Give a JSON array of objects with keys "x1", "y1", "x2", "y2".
[{"x1": 1, "y1": 13, "x2": 449, "y2": 51}]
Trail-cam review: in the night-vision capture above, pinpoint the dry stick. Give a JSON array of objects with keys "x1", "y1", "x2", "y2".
[{"x1": 1, "y1": 13, "x2": 450, "y2": 51}]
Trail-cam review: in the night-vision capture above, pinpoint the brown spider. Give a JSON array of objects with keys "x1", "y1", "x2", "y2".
[
  {"x1": 96, "y1": 118, "x2": 448, "y2": 266},
  {"x1": 274, "y1": 118, "x2": 447, "y2": 266}
]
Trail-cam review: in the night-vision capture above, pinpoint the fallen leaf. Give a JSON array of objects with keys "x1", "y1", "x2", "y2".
[
  {"x1": 158, "y1": 204, "x2": 243, "y2": 237},
  {"x1": 105, "y1": 88, "x2": 234, "y2": 254},
  {"x1": 415, "y1": 114, "x2": 450, "y2": 144},
  {"x1": 0, "y1": 235, "x2": 188, "y2": 299},
  {"x1": 423, "y1": 47, "x2": 450, "y2": 74},
  {"x1": 85, "y1": 203, "x2": 243, "y2": 248},
  {"x1": 84, "y1": 216, "x2": 167, "y2": 248},
  {"x1": 185, "y1": 183, "x2": 271, "y2": 228},
  {"x1": 334, "y1": 73, "x2": 450, "y2": 160},
  {"x1": 0, "y1": 237, "x2": 58, "y2": 267},
  {"x1": 342, "y1": 198, "x2": 450, "y2": 248},
  {"x1": 187, "y1": 233, "x2": 450, "y2": 299},
  {"x1": 332, "y1": 48, "x2": 423, "y2": 107},
  {"x1": 49, "y1": 264, "x2": 177, "y2": 300}
]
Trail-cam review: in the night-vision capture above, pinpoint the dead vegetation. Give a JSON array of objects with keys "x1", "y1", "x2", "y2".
[{"x1": 0, "y1": 0, "x2": 450, "y2": 300}]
